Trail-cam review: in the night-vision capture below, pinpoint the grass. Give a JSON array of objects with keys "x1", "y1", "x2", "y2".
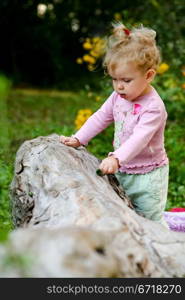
[
  {"x1": 0, "y1": 81, "x2": 185, "y2": 240},
  {"x1": 0, "y1": 86, "x2": 102, "y2": 240}
]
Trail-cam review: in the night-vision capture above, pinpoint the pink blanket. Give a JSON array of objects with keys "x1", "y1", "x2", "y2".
[{"x1": 163, "y1": 211, "x2": 185, "y2": 232}]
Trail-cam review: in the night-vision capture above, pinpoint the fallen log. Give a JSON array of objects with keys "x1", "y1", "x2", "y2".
[{"x1": 0, "y1": 134, "x2": 185, "y2": 278}]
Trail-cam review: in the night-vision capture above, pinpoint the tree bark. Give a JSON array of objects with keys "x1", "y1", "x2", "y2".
[{"x1": 1, "y1": 134, "x2": 185, "y2": 278}]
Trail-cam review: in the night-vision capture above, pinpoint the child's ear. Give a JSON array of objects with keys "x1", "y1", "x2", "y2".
[{"x1": 145, "y1": 69, "x2": 156, "y2": 82}]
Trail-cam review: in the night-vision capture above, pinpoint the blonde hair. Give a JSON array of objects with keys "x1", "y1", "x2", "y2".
[{"x1": 103, "y1": 22, "x2": 161, "y2": 73}]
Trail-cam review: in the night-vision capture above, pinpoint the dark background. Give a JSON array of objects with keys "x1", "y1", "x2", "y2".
[{"x1": 0, "y1": 0, "x2": 184, "y2": 89}]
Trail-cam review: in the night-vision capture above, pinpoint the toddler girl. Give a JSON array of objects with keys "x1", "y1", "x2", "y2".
[{"x1": 60, "y1": 23, "x2": 169, "y2": 227}]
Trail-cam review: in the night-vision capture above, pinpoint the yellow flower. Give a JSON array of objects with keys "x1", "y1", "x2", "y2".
[
  {"x1": 83, "y1": 55, "x2": 96, "y2": 64},
  {"x1": 76, "y1": 57, "x2": 83, "y2": 64},
  {"x1": 94, "y1": 39, "x2": 106, "y2": 54},
  {"x1": 181, "y1": 83, "x2": 185, "y2": 89},
  {"x1": 79, "y1": 108, "x2": 92, "y2": 116},
  {"x1": 83, "y1": 42, "x2": 93, "y2": 50},
  {"x1": 74, "y1": 109, "x2": 93, "y2": 129},
  {"x1": 92, "y1": 37, "x2": 100, "y2": 43},
  {"x1": 157, "y1": 63, "x2": 170, "y2": 74},
  {"x1": 78, "y1": 36, "x2": 106, "y2": 71},
  {"x1": 114, "y1": 12, "x2": 122, "y2": 21},
  {"x1": 87, "y1": 64, "x2": 96, "y2": 71},
  {"x1": 90, "y1": 50, "x2": 99, "y2": 58}
]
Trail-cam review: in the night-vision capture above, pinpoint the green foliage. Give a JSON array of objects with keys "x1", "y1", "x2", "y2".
[
  {"x1": 0, "y1": 161, "x2": 13, "y2": 241},
  {"x1": 2, "y1": 252, "x2": 34, "y2": 276},
  {"x1": 165, "y1": 125, "x2": 185, "y2": 210},
  {"x1": 0, "y1": 87, "x2": 101, "y2": 240},
  {"x1": 152, "y1": 68, "x2": 185, "y2": 210},
  {"x1": 0, "y1": 75, "x2": 13, "y2": 241}
]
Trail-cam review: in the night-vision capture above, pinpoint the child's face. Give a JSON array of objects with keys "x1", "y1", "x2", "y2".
[{"x1": 109, "y1": 62, "x2": 155, "y2": 101}]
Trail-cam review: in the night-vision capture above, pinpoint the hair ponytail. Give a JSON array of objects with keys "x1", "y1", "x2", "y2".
[
  {"x1": 108, "y1": 22, "x2": 131, "y2": 49},
  {"x1": 103, "y1": 22, "x2": 161, "y2": 72}
]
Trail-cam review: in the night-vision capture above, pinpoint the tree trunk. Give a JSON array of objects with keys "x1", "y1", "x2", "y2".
[{"x1": 1, "y1": 134, "x2": 185, "y2": 278}]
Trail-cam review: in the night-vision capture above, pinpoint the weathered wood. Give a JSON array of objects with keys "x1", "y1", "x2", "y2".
[
  {"x1": 10, "y1": 134, "x2": 133, "y2": 229},
  {"x1": 1, "y1": 134, "x2": 185, "y2": 278}
]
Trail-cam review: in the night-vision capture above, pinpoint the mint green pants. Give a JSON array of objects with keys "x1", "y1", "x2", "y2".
[{"x1": 116, "y1": 165, "x2": 169, "y2": 227}]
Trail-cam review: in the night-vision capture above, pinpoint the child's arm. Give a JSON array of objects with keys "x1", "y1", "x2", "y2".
[{"x1": 60, "y1": 92, "x2": 116, "y2": 147}]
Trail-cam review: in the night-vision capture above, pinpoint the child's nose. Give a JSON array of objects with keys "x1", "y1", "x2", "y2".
[{"x1": 117, "y1": 81, "x2": 124, "y2": 89}]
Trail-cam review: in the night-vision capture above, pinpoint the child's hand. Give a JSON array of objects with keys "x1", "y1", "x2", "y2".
[
  {"x1": 59, "y1": 135, "x2": 81, "y2": 147},
  {"x1": 99, "y1": 156, "x2": 119, "y2": 175}
]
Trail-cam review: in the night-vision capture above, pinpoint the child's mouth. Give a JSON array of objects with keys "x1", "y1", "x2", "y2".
[{"x1": 119, "y1": 93, "x2": 126, "y2": 98}]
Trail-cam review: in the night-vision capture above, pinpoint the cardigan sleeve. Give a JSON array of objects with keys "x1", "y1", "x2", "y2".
[
  {"x1": 74, "y1": 92, "x2": 115, "y2": 145},
  {"x1": 109, "y1": 105, "x2": 166, "y2": 165}
]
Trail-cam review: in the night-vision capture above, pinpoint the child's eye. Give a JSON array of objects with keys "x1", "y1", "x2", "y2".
[
  {"x1": 124, "y1": 79, "x2": 132, "y2": 83},
  {"x1": 111, "y1": 78, "x2": 132, "y2": 83}
]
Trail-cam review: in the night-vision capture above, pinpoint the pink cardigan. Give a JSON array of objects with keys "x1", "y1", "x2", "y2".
[{"x1": 74, "y1": 88, "x2": 169, "y2": 174}]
